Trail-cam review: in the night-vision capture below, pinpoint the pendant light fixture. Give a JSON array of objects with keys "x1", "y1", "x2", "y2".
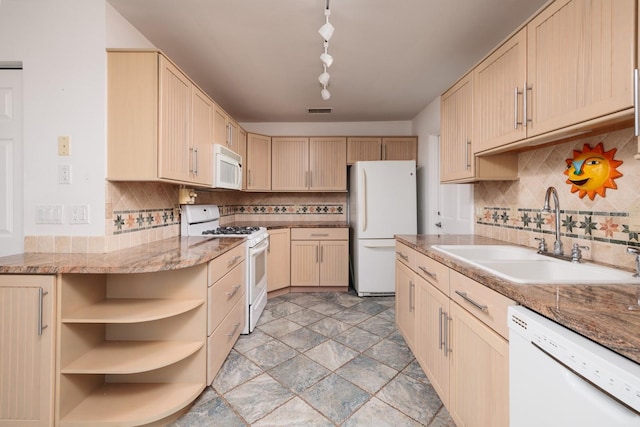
[{"x1": 318, "y1": 0, "x2": 333, "y2": 101}]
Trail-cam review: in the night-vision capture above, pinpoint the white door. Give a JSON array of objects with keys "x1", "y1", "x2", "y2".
[
  {"x1": 423, "y1": 134, "x2": 473, "y2": 235},
  {"x1": 0, "y1": 69, "x2": 23, "y2": 257}
]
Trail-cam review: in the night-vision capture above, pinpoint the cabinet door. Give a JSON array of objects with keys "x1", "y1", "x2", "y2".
[
  {"x1": 527, "y1": 0, "x2": 634, "y2": 138},
  {"x1": 158, "y1": 56, "x2": 192, "y2": 182},
  {"x1": 382, "y1": 137, "x2": 417, "y2": 161},
  {"x1": 290, "y1": 240, "x2": 320, "y2": 286},
  {"x1": 346, "y1": 137, "x2": 381, "y2": 164},
  {"x1": 449, "y1": 302, "x2": 509, "y2": 427},
  {"x1": 237, "y1": 127, "x2": 247, "y2": 190},
  {"x1": 395, "y1": 260, "x2": 416, "y2": 351},
  {"x1": 319, "y1": 240, "x2": 349, "y2": 286},
  {"x1": 415, "y1": 276, "x2": 450, "y2": 408},
  {"x1": 213, "y1": 103, "x2": 228, "y2": 147},
  {"x1": 267, "y1": 228, "x2": 291, "y2": 292},
  {"x1": 473, "y1": 28, "x2": 527, "y2": 152},
  {"x1": 0, "y1": 275, "x2": 55, "y2": 427},
  {"x1": 246, "y1": 133, "x2": 271, "y2": 191},
  {"x1": 271, "y1": 137, "x2": 308, "y2": 191},
  {"x1": 191, "y1": 86, "x2": 213, "y2": 186},
  {"x1": 309, "y1": 137, "x2": 347, "y2": 191},
  {"x1": 440, "y1": 74, "x2": 474, "y2": 182}
]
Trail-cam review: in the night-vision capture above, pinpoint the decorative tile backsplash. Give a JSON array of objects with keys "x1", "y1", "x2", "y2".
[
  {"x1": 475, "y1": 126, "x2": 640, "y2": 269},
  {"x1": 230, "y1": 204, "x2": 344, "y2": 215},
  {"x1": 111, "y1": 208, "x2": 180, "y2": 234}
]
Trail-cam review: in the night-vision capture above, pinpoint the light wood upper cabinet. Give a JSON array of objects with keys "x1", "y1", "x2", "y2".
[
  {"x1": 246, "y1": 133, "x2": 271, "y2": 191},
  {"x1": 473, "y1": 28, "x2": 528, "y2": 153},
  {"x1": 527, "y1": 0, "x2": 634, "y2": 138},
  {"x1": 309, "y1": 137, "x2": 347, "y2": 191},
  {"x1": 441, "y1": 74, "x2": 474, "y2": 182},
  {"x1": 382, "y1": 137, "x2": 417, "y2": 161},
  {"x1": 158, "y1": 56, "x2": 192, "y2": 183},
  {"x1": 0, "y1": 275, "x2": 55, "y2": 427},
  {"x1": 190, "y1": 86, "x2": 214, "y2": 186},
  {"x1": 237, "y1": 127, "x2": 247, "y2": 189},
  {"x1": 347, "y1": 137, "x2": 382, "y2": 164},
  {"x1": 272, "y1": 137, "x2": 309, "y2": 191},
  {"x1": 267, "y1": 228, "x2": 291, "y2": 292},
  {"x1": 272, "y1": 137, "x2": 347, "y2": 191},
  {"x1": 347, "y1": 137, "x2": 417, "y2": 164},
  {"x1": 108, "y1": 50, "x2": 222, "y2": 187}
]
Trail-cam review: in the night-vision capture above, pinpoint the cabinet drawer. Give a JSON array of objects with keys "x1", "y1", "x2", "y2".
[
  {"x1": 415, "y1": 252, "x2": 449, "y2": 295},
  {"x1": 290, "y1": 228, "x2": 348, "y2": 240},
  {"x1": 207, "y1": 297, "x2": 245, "y2": 384},
  {"x1": 395, "y1": 242, "x2": 417, "y2": 270},
  {"x1": 208, "y1": 243, "x2": 245, "y2": 285},
  {"x1": 208, "y1": 261, "x2": 245, "y2": 335},
  {"x1": 449, "y1": 270, "x2": 514, "y2": 340}
]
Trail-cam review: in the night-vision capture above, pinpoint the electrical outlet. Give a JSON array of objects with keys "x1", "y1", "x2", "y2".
[
  {"x1": 36, "y1": 205, "x2": 63, "y2": 224},
  {"x1": 70, "y1": 205, "x2": 89, "y2": 224},
  {"x1": 58, "y1": 136, "x2": 70, "y2": 156},
  {"x1": 59, "y1": 165, "x2": 71, "y2": 184}
]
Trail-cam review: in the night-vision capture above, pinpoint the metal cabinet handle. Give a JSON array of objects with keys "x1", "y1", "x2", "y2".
[
  {"x1": 315, "y1": 246, "x2": 319, "y2": 263},
  {"x1": 193, "y1": 147, "x2": 198, "y2": 176},
  {"x1": 524, "y1": 81, "x2": 532, "y2": 127},
  {"x1": 438, "y1": 307, "x2": 444, "y2": 350},
  {"x1": 514, "y1": 86, "x2": 522, "y2": 129},
  {"x1": 225, "y1": 284, "x2": 242, "y2": 298},
  {"x1": 38, "y1": 287, "x2": 48, "y2": 336},
  {"x1": 311, "y1": 233, "x2": 329, "y2": 237},
  {"x1": 248, "y1": 169, "x2": 252, "y2": 186},
  {"x1": 226, "y1": 322, "x2": 241, "y2": 337},
  {"x1": 409, "y1": 280, "x2": 414, "y2": 312},
  {"x1": 396, "y1": 251, "x2": 409, "y2": 261},
  {"x1": 444, "y1": 312, "x2": 451, "y2": 356},
  {"x1": 418, "y1": 265, "x2": 437, "y2": 280},
  {"x1": 465, "y1": 140, "x2": 471, "y2": 170},
  {"x1": 634, "y1": 69, "x2": 639, "y2": 137},
  {"x1": 227, "y1": 255, "x2": 242, "y2": 267},
  {"x1": 320, "y1": 245, "x2": 324, "y2": 263},
  {"x1": 454, "y1": 290, "x2": 488, "y2": 313}
]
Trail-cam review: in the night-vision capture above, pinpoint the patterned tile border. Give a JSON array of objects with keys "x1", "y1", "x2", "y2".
[
  {"x1": 228, "y1": 204, "x2": 344, "y2": 215},
  {"x1": 112, "y1": 208, "x2": 179, "y2": 235},
  {"x1": 478, "y1": 206, "x2": 640, "y2": 248}
]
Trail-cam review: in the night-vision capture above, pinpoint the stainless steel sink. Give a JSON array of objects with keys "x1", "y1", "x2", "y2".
[{"x1": 431, "y1": 245, "x2": 640, "y2": 284}]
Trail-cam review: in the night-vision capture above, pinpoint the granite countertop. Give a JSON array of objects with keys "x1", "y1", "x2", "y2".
[
  {"x1": 396, "y1": 234, "x2": 640, "y2": 364},
  {"x1": 0, "y1": 236, "x2": 245, "y2": 274}
]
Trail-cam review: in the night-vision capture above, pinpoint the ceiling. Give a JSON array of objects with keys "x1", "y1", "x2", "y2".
[{"x1": 107, "y1": 0, "x2": 548, "y2": 123}]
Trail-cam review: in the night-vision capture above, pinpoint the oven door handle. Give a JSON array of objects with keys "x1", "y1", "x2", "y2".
[{"x1": 251, "y1": 238, "x2": 269, "y2": 254}]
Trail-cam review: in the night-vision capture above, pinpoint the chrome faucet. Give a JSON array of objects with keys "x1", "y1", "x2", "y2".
[{"x1": 542, "y1": 187, "x2": 563, "y2": 255}]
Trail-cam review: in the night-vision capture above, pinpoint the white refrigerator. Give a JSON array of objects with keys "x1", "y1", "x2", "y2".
[{"x1": 349, "y1": 161, "x2": 417, "y2": 296}]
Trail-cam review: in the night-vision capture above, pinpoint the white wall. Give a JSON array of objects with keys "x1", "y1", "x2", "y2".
[
  {"x1": 241, "y1": 121, "x2": 412, "y2": 136},
  {"x1": 0, "y1": 0, "x2": 107, "y2": 236},
  {"x1": 411, "y1": 98, "x2": 441, "y2": 234}
]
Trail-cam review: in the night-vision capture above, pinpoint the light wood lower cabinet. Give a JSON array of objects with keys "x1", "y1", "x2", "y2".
[
  {"x1": 395, "y1": 259, "x2": 416, "y2": 352},
  {"x1": 207, "y1": 244, "x2": 245, "y2": 384},
  {"x1": 449, "y1": 302, "x2": 509, "y2": 427},
  {"x1": 290, "y1": 228, "x2": 349, "y2": 287},
  {"x1": 267, "y1": 228, "x2": 291, "y2": 292},
  {"x1": 57, "y1": 266, "x2": 207, "y2": 427},
  {"x1": 395, "y1": 242, "x2": 514, "y2": 427},
  {"x1": 0, "y1": 275, "x2": 55, "y2": 427}
]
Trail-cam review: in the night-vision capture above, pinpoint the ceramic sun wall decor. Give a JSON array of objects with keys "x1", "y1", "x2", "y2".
[{"x1": 564, "y1": 142, "x2": 623, "y2": 200}]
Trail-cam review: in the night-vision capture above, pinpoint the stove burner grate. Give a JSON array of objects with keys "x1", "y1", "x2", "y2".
[{"x1": 202, "y1": 226, "x2": 261, "y2": 236}]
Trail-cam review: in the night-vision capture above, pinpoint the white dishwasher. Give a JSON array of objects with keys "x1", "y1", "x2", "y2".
[{"x1": 508, "y1": 306, "x2": 640, "y2": 427}]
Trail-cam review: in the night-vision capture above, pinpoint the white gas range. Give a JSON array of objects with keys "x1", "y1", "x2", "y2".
[{"x1": 181, "y1": 204, "x2": 268, "y2": 334}]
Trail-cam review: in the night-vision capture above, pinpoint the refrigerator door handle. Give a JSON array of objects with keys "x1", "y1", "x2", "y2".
[{"x1": 361, "y1": 169, "x2": 367, "y2": 232}]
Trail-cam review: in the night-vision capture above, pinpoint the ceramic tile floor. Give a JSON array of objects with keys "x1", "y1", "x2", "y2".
[{"x1": 170, "y1": 291, "x2": 456, "y2": 426}]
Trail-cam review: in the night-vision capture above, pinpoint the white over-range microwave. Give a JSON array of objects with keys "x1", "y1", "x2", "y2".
[{"x1": 213, "y1": 144, "x2": 242, "y2": 190}]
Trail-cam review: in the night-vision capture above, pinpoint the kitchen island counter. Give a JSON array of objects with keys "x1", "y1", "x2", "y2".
[
  {"x1": 396, "y1": 234, "x2": 640, "y2": 364},
  {"x1": 0, "y1": 236, "x2": 245, "y2": 274}
]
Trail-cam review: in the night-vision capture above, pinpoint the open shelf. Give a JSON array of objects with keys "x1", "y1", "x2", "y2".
[
  {"x1": 61, "y1": 340, "x2": 204, "y2": 374},
  {"x1": 59, "y1": 382, "x2": 204, "y2": 427},
  {"x1": 62, "y1": 298, "x2": 204, "y2": 323}
]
